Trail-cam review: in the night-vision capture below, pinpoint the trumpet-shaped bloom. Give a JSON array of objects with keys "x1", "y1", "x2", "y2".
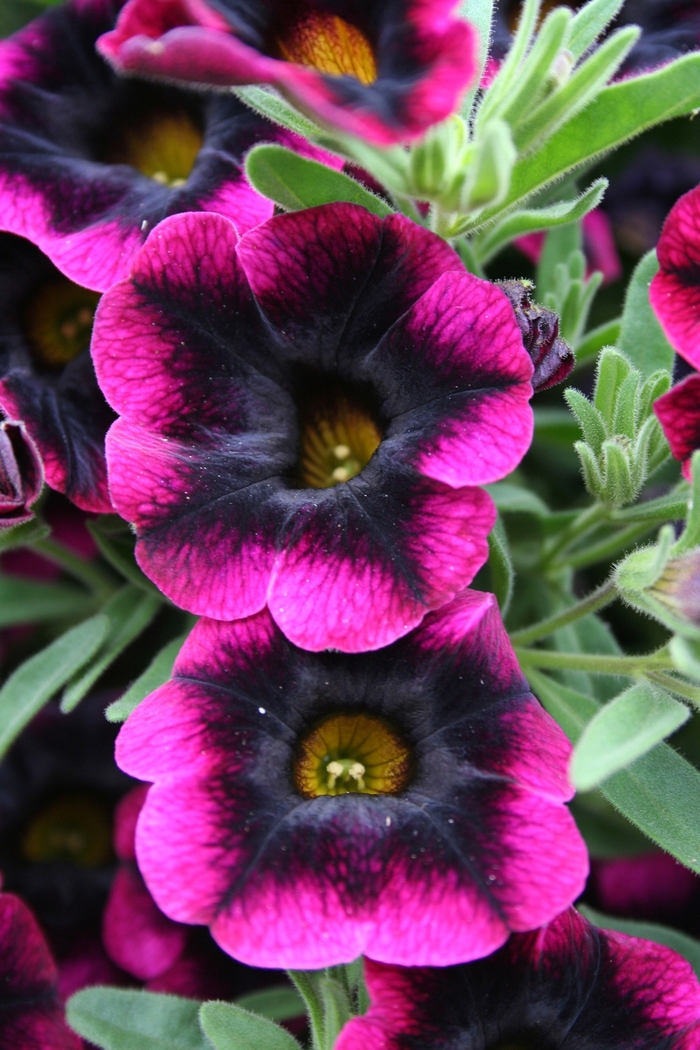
[
  {"x1": 654, "y1": 373, "x2": 700, "y2": 481},
  {"x1": 93, "y1": 205, "x2": 535, "y2": 651},
  {"x1": 650, "y1": 184, "x2": 700, "y2": 369},
  {"x1": 97, "y1": 0, "x2": 477, "y2": 146},
  {"x1": 0, "y1": 0, "x2": 332, "y2": 292},
  {"x1": 0, "y1": 234, "x2": 114, "y2": 511},
  {"x1": 116, "y1": 590, "x2": 587, "y2": 969},
  {"x1": 336, "y1": 908, "x2": 700, "y2": 1050},
  {"x1": 0, "y1": 891, "x2": 81, "y2": 1050}
]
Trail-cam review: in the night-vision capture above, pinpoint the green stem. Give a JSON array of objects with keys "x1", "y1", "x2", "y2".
[
  {"x1": 540, "y1": 502, "x2": 608, "y2": 569},
  {"x1": 509, "y1": 578, "x2": 617, "y2": 646},
  {"x1": 33, "y1": 537, "x2": 118, "y2": 603},
  {"x1": 515, "y1": 646, "x2": 671, "y2": 676},
  {"x1": 646, "y1": 671, "x2": 700, "y2": 707},
  {"x1": 553, "y1": 521, "x2": 655, "y2": 571},
  {"x1": 287, "y1": 971, "x2": 325, "y2": 1050}
]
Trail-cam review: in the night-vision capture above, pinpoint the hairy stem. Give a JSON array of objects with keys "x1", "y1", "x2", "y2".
[{"x1": 510, "y1": 578, "x2": 617, "y2": 646}]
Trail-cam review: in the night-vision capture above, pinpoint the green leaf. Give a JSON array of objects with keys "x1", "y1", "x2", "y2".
[
  {"x1": 0, "y1": 575, "x2": 91, "y2": 627},
  {"x1": 0, "y1": 518, "x2": 49, "y2": 553},
  {"x1": 530, "y1": 670, "x2": 700, "y2": 873},
  {"x1": 574, "y1": 317, "x2": 621, "y2": 363},
  {"x1": 618, "y1": 249, "x2": 675, "y2": 377},
  {"x1": 487, "y1": 516, "x2": 514, "y2": 616},
  {"x1": 0, "y1": 615, "x2": 108, "y2": 760},
  {"x1": 234, "y1": 986, "x2": 305, "y2": 1024},
  {"x1": 245, "y1": 145, "x2": 392, "y2": 216},
  {"x1": 501, "y1": 7, "x2": 574, "y2": 130},
  {"x1": 514, "y1": 25, "x2": 639, "y2": 153},
  {"x1": 536, "y1": 222, "x2": 582, "y2": 300},
  {"x1": 565, "y1": 388, "x2": 607, "y2": 454},
  {"x1": 105, "y1": 632, "x2": 187, "y2": 723},
  {"x1": 61, "y1": 585, "x2": 161, "y2": 713},
  {"x1": 199, "y1": 1001, "x2": 301, "y2": 1050},
  {"x1": 473, "y1": 52, "x2": 700, "y2": 231},
  {"x1": 580, "y1": 905, "x2": 700, "y2": 977},
  {"x1": 67, "y1": 988, "x2": 210, "y2": 1050},
  {"x1": 477, "y1": 0, "x2": 539, "y2": 129},
  {"x1": 571, "y1": 681, "x2": 690, "y2": 790},
  {"x1": 87, "y1": 517, "x2": 163, "y2": 597},
  {"x1": 458, "y1": 0, "x2": 495, "y2": 75},
  {"x1": 568, "y1": 0, "x2": 625, "y2": 61},
  {"x1": 476, "y1": 178, "x2": 607, "y2": 264},
  {"x1": 485, "y1": 482, "x2": 550, "y2": 517},
  {"x1": 461, "y1": 119, "x2": 516, "y2": 211},
  {"x1": 233, "y1": 86, "x2": 322, "y2": 139}
]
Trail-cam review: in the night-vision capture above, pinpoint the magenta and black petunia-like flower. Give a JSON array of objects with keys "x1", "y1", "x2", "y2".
[
  {"x1": 115, "y1": 590, "x2": 587, "y2": 969},
  {"x1": 654, "y1": 374, "x2": 700, "y2": 482},
  {"x1": 96, "y1": 0, "x2": 477, "y2": 145},
  {"x1": 650, "y1": 183, "x2": 700, "y2": 370},
  {"x1": 0, "y1": 0, "x2": 335, "y2": 293},
  {"x1": 0, "y1": 891, "x2": 81, "y2": 1050},
  {"x1": 335, "y1": 907, "x2": 700, "y2": 1050},
  {"x1": 92, "y1": 204, "x2": 535, "y2": 651},
  {"x1": 0, "y1": 233, "x2": 114, "y2": 511}
]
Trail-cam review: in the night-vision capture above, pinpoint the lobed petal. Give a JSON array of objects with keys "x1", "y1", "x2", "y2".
[
  {"x1": 651, "y1": 183, "x2": 700, "y2": 369},
  {"x1": 654, "y1": 373, "x2": 700, "y2": 480}
]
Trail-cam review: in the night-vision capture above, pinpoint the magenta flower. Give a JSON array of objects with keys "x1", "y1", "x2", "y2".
[
  {"x1": 97, "y1": 0, "x2": 477, "y2": 146},
  {"x1": 0, "y1": 419, "x2": 43, "y2": 527},
  {"x1": 115, "y1": 590, "x2": 587, "y2": 970},
  {"x1": 0, "y1": 233, "x2": 114, "y2": 512},
  {"x1": 650, "y1": 183, "x2": 700, "y2": 369},
  {"x1": 0, "y1": 0, "x2": 333, "y2": 293},
  {"x1": 336, "y1": 908, "x2": 700, "y2": 1050},
  {"x1": 0, "y1": 891, "x2": 81, "y2": 1050},
  {"x1": 93, "y1": 205, "x2": 534, "y2": 651},
  {"x1": 654, "y1": 373, "x2": 700, "y2": 481},
  {"x1": 515, "y1": 209, "x2": 622, "y2": 286}
]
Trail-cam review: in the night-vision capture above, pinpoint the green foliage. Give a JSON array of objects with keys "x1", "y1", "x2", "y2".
[
  {"x1": 565, "y1": 348, "x2": 671, "y2": 506},
  {"x1": 88, "y1": 516, "x2": 163, "y2": 597},
  {"x1": 0, "y1": 576, "x2": 90, "y2": 627},
  {"x1": 199, "y1": 1002, "x2": 301, "y2": 1050},
  {"x1": 0, "y1": 615, "x2": 108, "y2": 761},
  {"x1": 245, "y1": 145, "x2": 392, "y2": 216},
  {"x1": 581, "y1": 905, "x2": 700, "y2": 977},
  {"x1": 486, "y1": 517, "x2": 514, "y2": 616},
  {"x1": 61, "y1": 585, "x2": 161, "y2": 713},
  {"x1": 531, "y1": 671, "x2": 700, "y2": 873},
  {"x1": 618, "y1": 250, "x2": 676, "y2": 377},
  {"x1": 233, "y1": 87, "x2": 322, "y2": 139},
  {"x1": 567, "y1": 0, "x2": 625, "y2": 62},
  {"x1": 105, "y1": 632, "x2": 188, "y2": 722},
  {"x1": 67, "y1": 988, "x2": 211, "y2": 1050},
  {"x1": 473, "y1": 52, "x2": 700, "y2": 231},
  {"x1": 234, "y1": 986, "x2": 306, "y2": 1024},
  {"x1": 571, "y1": 681, "x2": 689, "y2": 790},
  {"x1": 0, "y1": 518, "x2": 49, "y2": 553}
]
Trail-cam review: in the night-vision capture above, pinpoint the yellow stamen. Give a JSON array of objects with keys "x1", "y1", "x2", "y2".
[
  {"x1": 299, "y1": 390, "x2": 382, "y2": 489},
  {"x1": 25, "y1": 277, "x2": 100, "y2": 367},
  {"x1": 108, "y1": 111, "x2": 203, "y2": 188},
  {"x1": 295, "y1": 713, "x2": 412, "y2": 798}
]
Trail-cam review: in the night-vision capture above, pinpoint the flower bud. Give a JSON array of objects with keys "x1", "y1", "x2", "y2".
[
  {"x1": 498, "y1": 279, "x2": 573, "y2": 390},
  {"x1": 0, "y1": 420, "x2": 43, "y2": 527}
]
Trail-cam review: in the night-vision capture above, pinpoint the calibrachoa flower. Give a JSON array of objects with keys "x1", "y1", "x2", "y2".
[
  {"x1": 97, "y1": 0, "x2": 477, "y2": 146},
  {"x1": 335, "y1": 908, "x2": 700, "y2": 1050},
  {"x1": 115, "y1": 590, "x2": 587, "y2": 969},
  {"x1": 0, "y1": 0, "x2": 334, "y2": 292},
  {"x1": 0, "y1": 234, "x2": 114, "y2": 511},
  {"x1": 0, "y1": 891, "x2": 80, "y2": 1050},
  {"x1": 93, "y1": 204, "x2": 534, "y2": 651},
  {"x1": 650, "y1": 183, "x2": 700, "y2": 368},
  {"x1": 0, "y1": 418, "x2": 43, "y2": 527},
  {"x1": 655, "y1": 373, "x2": 700, "y2": 481}
]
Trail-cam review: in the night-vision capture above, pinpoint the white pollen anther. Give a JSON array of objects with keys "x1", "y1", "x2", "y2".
[
  {"x1": 331, "y1": 466, "x2": 350, "y2": 483},
  {"x1": 333, "y1": 444, "x2": 351, "y2": 460}
]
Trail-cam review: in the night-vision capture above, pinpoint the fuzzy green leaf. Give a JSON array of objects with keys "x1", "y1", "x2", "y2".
[
  {"x1": 487, "y1": 516, "x2": 514, "y2": 616},
  {"x1": 245, "y1": 145, "x2": 392, "y2": 216},
  {"x1": 0, "y1": 576, "x2": 91, "y2": 627},
  {"x1": 564, "y1": 388, "x2": 607, "y2": 453},
  {"x1": 67, "y1": 988, "x2": 210, "y2": 1050},
  {"x1": 105, "y1": 632, "x2": 188, "y2": 723},
  {"x1": 199, "y1": 1001, "x2": 301, "y2": 1050},
  {"x1": 571, "y1": 681, "x2": 690, "y2": 790},
  {"x1": 233, "y1": 86, "x2": 322, "y2": 139},
  {"x1": 618, "y1": 249, "x2": 676, "y2": 377},
  {"x1": 0, "y1": 518, "x2": 49, "y2": 553},
  {"x1": 530, "y1": 671, "x2": 700, "y2": 873},
  {"x1": 234, "y1": 987, "x2": 305, "y2": 1024},
  {"x1": 61, "y1": 585, "x2": 160, "y2": 713},
  {"x1": 0, "y1": 615, "x2": 108, "y2": 760},
  {"x1": 568, "y1": 0, "x2": 625, "y2": 61}
]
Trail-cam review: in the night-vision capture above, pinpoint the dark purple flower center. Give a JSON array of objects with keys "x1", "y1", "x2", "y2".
[
  {"x1": 21, "y1": 794, "x2": 113, "y2": 868},
  {"x1": 274, "y1": 6, "x2": 377, "y2": 83},
  {"x1": 294, "y1": 712, "x2": 412, "y2": 797},
  {"x1": 23, "y1": 277, "x2": 100, "y2": 368},
  {"x1": 296, "y1": 377, "x2": 383, "y2": 488}
]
